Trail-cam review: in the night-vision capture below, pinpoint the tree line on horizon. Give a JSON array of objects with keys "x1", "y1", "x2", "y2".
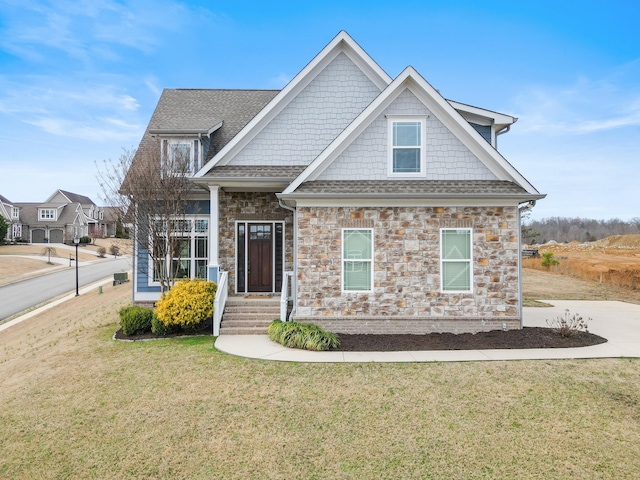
[{"x1": 522, "y1": 216, "x2": 640, "y2": 245}]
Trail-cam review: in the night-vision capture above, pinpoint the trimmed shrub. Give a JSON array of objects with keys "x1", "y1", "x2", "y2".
[
  {"x1": 155, "y1": 278, "x2": 217, "y2": 329},
  {"x1": 96, "y1": 246, "x2": 107, "y2": 258},
  {"x1": 268, "y1": 319, "x2": 340, "y2": 351},
  {"x1": 119, "y1": 305, "x2": 153, "y2": 335},
  {"x1": 151, "y1": 312, "x2": 178, "y2": 336}
]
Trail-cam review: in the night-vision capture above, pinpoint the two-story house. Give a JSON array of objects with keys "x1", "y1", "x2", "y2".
[
  {"x1": 130, "y1": 31, "x2": 545, "y2": 334},
  {"x1": 12, "y1": 190, "x2": 115, "y2": 243}
]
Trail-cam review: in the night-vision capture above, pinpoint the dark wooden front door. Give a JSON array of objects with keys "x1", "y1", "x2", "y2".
[{"x1": 248, "y1": 224, "x2": 273, "y2": 292}]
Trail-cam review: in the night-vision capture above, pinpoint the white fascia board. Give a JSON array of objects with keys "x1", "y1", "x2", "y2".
[
  {"x1": 195, "y1": 31, "x2": 391, "y2": 177},
  {"x1": 150, "y1": 122, "x2": 223, "y2": 137},
  {"x1": 283, "y1": 72, "x2": 414, "y2": 194},
  {"x1": 403, "y1": 69, "x2": 541, "y2": 195},
  {"x1": 448, "y1": 100, "x2": 517, "y2": 127}
]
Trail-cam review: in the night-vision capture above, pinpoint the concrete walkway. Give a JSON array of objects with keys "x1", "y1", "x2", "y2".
[{"x1": 215, "y1": 300, "x2": 640, "y2": 363}]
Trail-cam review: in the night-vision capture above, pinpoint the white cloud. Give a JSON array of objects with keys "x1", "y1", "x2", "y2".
[
  {"x1": 510, "y1": 60, "x2": 640, "y2": 135},
  {"x1": 25, "y1": 116, "x2": 142, "y2": 142},
  {"x1": 0, "y1": 76, "x2": 143, "y2": 141},
  {"x1": 0, "y1": 0, "x2": 204, "y2": 63}
]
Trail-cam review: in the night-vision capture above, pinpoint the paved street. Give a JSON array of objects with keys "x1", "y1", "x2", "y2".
[{"x1": 0, "y1": 257, "x2": 131, "y2": 321}]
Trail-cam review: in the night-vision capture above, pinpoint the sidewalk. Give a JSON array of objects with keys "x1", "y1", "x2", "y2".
[{"x1": 215, "y1": 300, "x2": 640, "y2": 363}]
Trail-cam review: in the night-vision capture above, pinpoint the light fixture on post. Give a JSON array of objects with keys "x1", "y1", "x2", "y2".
[{"x1": 74, "y1": 233, "x2": 80, "y2": 297}]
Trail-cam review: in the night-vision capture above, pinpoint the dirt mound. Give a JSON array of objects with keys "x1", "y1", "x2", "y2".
[{"x1": 592, "y1": 234, "x2": 640, "y2": 249}]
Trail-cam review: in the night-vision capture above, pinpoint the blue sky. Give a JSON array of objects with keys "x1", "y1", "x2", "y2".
[{"x1": 0, "y1": 0, "x2": 638, "y2": 221}]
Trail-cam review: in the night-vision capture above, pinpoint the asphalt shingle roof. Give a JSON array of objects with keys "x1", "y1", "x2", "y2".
[
  {"x1": 144, "y1": 88, "x2": 279, "y2": 161},
  {"x1": 204, "y1": 165, "x2": 307, "y2": 179},
  {"x1": 291, "y1": 180, "x2": 530, "y2": 196}
]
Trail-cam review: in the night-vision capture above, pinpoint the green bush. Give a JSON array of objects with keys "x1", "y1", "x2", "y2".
[
  {"x1": 151, "y1": 312, "x2": 178, "y2": 336},
  {"x1": 119, "y1": 305, "x2": 153, "y2": 335},
  {"x1": 541, "y1": 251, "x2": 559, "y2": 268},
  {"x1": 268, "y1": 319, "x2": 340, "y2": 351},
  {"x1": 155, "y1": 278, "x2": 217, "y2": 329},
  {"x1": 80, "y1": 236, "x2": 91, "y2": 244}
]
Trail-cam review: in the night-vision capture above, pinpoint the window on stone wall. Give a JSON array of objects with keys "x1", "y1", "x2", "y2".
[
  {"x1": 342, "y1": 228, "x2": 373, "y2": 292},
  {"x1": 441, "y1": 228, "x2": 472, "y2": 292}
]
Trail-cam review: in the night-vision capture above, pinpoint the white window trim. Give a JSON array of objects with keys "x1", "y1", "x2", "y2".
[
  {"x1": 11, "y1": 207, "x2": 19, "y2": 219},
  {"x1": 148, "y1": 216, "x2": 209, "y2": 286},
  {"x1": 39, "y1": 208, "x2": 57, "y2": 221},
  {"x1": 341, "y1": 228, "x2": 374, "y2": 293},
  {"x1": 387, "y1": 115, "x2": 428, "y2": 178},
  {"x1": 440, "y1": 228, "x2": 473, "y2": 293},
  {"x1": 161, "y1": 138, "x2": 202, "y2": 176}
]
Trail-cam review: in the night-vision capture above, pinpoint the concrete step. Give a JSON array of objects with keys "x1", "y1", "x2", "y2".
[{"x1": 220, "y1": 297, "x2": 281, "y2": 335}]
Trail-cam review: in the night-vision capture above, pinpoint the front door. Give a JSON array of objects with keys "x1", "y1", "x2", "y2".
[{"x1": 247, "y1": 224, "x2": 273, "y2": 292}]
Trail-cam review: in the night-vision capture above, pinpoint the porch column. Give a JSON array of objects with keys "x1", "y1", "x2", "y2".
[{"x1": 208, "y1": 185, "x2": 220, "y2": 283}]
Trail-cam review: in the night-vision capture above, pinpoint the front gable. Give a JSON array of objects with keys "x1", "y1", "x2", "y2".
[
  {"x1": 316, "y1": 88, "x2": 497, "y2": 182},
  {"x1": 196, "y1": 31, "x2": 391, "y2": 175},
  {"x1": 283, "y1": 67, "x2": 543, "y2": 200},
  {"x1": 226, "y1": 52, "x2": 383, "y2": 167}
]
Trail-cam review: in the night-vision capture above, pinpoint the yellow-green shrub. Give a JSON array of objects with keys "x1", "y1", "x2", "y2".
[{"x1": 155, "y1": 278, "x2": 217, "y2": 329}]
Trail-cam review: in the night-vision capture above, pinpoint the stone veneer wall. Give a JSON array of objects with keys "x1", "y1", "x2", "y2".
[
  {"x1": 218, "y1": 191, "x2": 294, "y2": 294},
  {"x1": 294, "y1": 205, "x2": 520, "y2": 334}
]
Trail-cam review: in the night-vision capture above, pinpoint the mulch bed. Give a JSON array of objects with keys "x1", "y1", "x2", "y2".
[
  {"x1": 113, "y1": 319, "x2": 213, "y2": 341},
  {"x1": 115, "y1": 322, "x2": 606, "y2": 351},
  {"x1": 334, "y1": 327, "x2": 607, "y2": 351}
]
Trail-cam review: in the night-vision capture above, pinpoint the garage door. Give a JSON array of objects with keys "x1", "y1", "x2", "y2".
[
  {"x1": 32, "y1": 229, "x2": 46, "y2": 243},
  {"x1": 50, "y1": 229, "x2": 63, "y2": 243}
]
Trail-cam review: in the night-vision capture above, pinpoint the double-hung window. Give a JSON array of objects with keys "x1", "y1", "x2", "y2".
[
  {"x1": 388, "y1": 116, "x2": 426, "y2": 176},
  {"x1": 342, "y1": 229, "x2": 373, "y2": 292},
  {"x1": 441, "y1": 229, "x2": 472, "y2": 292},
  {"x1": 162, "y1": 139, "x2": 201, "y2": 176},
  {"x1": 11, "y1": 207, "x2": 19, "y2": 219}
]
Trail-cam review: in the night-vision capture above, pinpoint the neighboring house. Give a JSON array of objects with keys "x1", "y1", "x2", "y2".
[
  {"x1": 0, "y1": 194, "x2": 22, "y2": 242},
  {"x1": 11, "y1": 190, "x2": 116, "y2": 243},
  {"x1": 130, "y1": 31, "x2": 545, "y2": 334}
]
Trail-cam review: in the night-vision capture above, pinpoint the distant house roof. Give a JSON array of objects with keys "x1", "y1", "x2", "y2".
[{"x1": 58, "y1": 190, "x2": 94, "y2": 205}]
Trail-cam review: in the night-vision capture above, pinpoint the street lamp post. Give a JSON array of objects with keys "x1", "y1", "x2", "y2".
[{"x1": 74, "y1": 234, "x2": 79, "y2": 297}]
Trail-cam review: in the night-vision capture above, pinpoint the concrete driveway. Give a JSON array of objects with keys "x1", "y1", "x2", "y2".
[{"x1": 215, "y1": 300, "x2": 640, "y2": 363}]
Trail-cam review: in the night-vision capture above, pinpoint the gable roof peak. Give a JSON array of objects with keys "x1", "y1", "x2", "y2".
[{"x1": 196, "y1": 31, "x2": 392, "y2": 175}]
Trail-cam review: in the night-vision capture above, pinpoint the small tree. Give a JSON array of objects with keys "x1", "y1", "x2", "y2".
[
  {"x1": 41, "y1": 246, "x2": 58, "y2": 264},
  {"x1": 541, "y1": 251, "x2": 559, "y2": 269},
  {"x1": 97, "y1": 142, "x2": 196, "y2": 293},
  {"x1": 0, "y1": 215, "x2": 8, "y2": 242}
]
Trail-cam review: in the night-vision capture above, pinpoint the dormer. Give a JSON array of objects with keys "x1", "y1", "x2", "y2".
[
  {"x1": 38, "y1": 207, "x2": 59, "y2": 221},
  {"x1": 448, "y1": 101, "x2": 517, "y2": 149}
]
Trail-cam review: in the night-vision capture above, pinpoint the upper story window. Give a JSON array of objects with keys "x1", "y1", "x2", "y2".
[
  {"x1": 39, "y1": 208, "x2": 56, "y2": 221},
  {"x1": 11, "y1": 207, "x2": 18, "y2": 219},
  {"x1": 162, "y1": 138, "x2": 201, "y2": 176},
  {"x1": 387, "y1": 116, "x2": 427, "y2": 177}
]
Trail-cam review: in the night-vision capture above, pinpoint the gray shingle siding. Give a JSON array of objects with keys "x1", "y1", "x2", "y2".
[
  {"x1": 317, "y1": 89, "x2": 497, "y2": 181},
  {"x1": 228, "y1": 52, "x2": 382, "y2": 167}
]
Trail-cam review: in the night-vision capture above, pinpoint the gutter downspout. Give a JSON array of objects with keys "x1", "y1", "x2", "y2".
[
  {"x1": 278, "y1": 196, "x2": 297, "y2": 321},
  {"x1": 495, "y1": 124, "x2": 511, "y2": 149},
  {"x1": 517, "y1": 200, "x2": 536, "y2": 328}
]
